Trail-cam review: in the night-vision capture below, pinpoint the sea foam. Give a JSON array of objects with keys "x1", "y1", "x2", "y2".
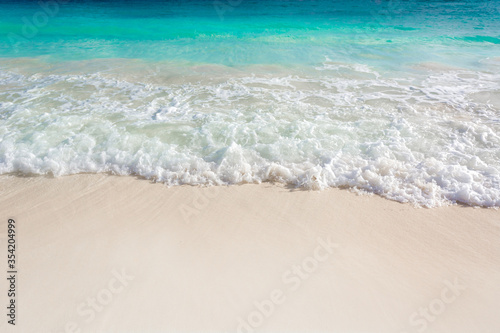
[{"x1": 0, "y1": 59, "x2": 499, "y2": 207}]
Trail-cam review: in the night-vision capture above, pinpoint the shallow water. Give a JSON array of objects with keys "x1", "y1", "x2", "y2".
[{"x1": 1, "y1": 0, "x2": 499, "y2": 206}]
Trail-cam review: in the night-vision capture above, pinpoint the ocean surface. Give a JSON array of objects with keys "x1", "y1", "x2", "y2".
[{"x1": 0, "y1": 0, "x2": 499, "y2": 207}]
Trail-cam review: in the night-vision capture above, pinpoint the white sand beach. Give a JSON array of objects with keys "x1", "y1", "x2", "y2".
[{"x1": 0, "y1": 174, "x2": 499, "y2": 332}]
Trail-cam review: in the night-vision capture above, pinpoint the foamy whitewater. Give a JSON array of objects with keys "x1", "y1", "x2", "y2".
[{"x1": 1, "y1": 0, "x2": 499, "y2": 207}]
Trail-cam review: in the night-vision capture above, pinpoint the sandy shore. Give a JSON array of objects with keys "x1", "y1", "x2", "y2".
[{"x1": 0, "y1": 174, "x2": 499, "y2": 333}]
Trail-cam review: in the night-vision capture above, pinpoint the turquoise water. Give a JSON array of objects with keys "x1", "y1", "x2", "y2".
[
  {"x1": 1, "y1": 0, "x2": 500, "y2": 206},
  {"x1": 2, "y1": 0, "x2": 500, "y2": 66}
]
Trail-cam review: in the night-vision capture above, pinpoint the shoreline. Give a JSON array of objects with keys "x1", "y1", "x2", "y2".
[{"x1": 0, "y1": 173, "x2": 499, "y2": 332}]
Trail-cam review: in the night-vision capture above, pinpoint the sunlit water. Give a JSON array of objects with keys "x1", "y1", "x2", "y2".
[{"x1": 1, "y1": 0, "x2": 499, "y2": 206}]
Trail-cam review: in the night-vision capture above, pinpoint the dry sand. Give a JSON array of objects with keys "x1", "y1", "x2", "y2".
[{"x1": 0, "y1": 174, "x2": 499, "y2": 333}]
